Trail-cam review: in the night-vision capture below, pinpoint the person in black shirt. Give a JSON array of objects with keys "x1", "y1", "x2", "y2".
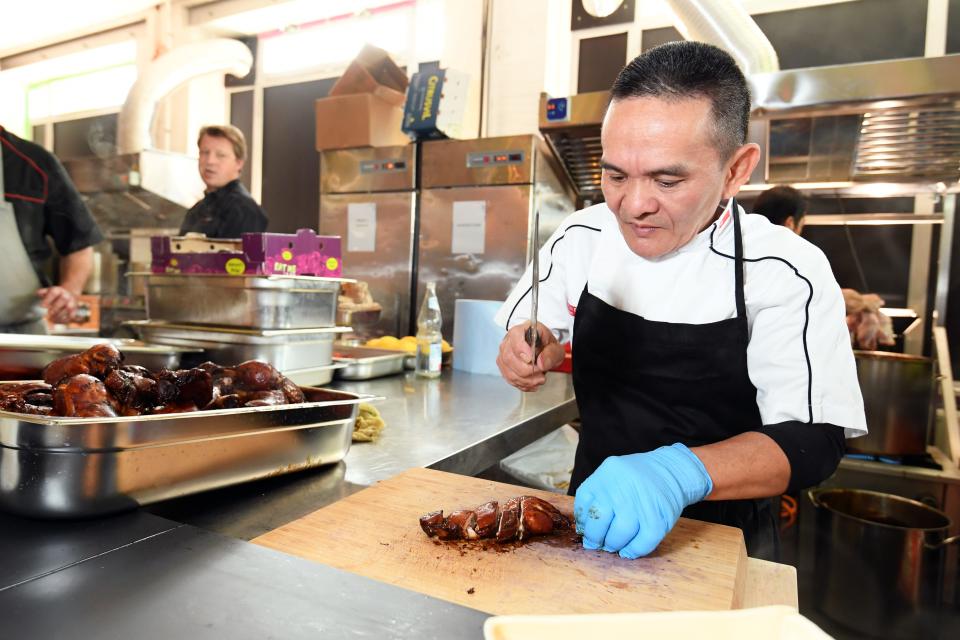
[
  {"x1": 179, "y1": 125, "x2": 268, "y2": 238},
  {"x1": 0, "y1": 125, "x2": 103, "y2": 333}
]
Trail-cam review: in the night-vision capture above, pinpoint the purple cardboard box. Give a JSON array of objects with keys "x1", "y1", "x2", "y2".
[
  {"x1": 244, "y1": 228, "x2": 342, "y2": 277},
  {"x1": 151, "y1": 229, "x2": 342, "y2": 277}
]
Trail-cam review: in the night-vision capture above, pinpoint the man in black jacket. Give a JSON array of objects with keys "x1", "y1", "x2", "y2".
[
  {"x1": 179, "y1": 125, "x2": 268, "y2": 238},
  {"x1": 0, "y1": 125, "x2": 102, "y2": 333}
]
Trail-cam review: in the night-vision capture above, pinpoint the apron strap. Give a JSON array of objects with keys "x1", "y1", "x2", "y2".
[{"x1": 730, "y1": 197, "x2": 748, "y2": 343}]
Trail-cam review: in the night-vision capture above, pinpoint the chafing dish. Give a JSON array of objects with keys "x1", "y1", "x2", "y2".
[
  {"x1": 333, "y1": 346, "x2": 406, "y2": 380},
  {"x1": 0, "y1": 385, "x2": 375, "y2": 518},
  {"x1": 125, "y1": 321, "x2": 349, "y2": 371},
  {"x1": 0, "y1": 333, "x2": 197, "y2": 380},
  {"x1": 134, "y1": 272, "x2": 350, "y2": 329}
]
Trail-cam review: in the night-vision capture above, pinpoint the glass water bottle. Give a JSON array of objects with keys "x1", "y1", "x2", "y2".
[{"x1": 415, "y1": 282, "x2": 443, "y2": 379}]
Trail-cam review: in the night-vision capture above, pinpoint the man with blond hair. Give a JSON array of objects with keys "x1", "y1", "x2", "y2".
[{"x1": 179, "y1": 124, "x2": 268, "y2": 238}]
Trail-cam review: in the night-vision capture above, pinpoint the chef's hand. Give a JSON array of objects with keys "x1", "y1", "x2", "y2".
[
  {"x1": 37, "y1": 286, "x2": 79, "y2": 324},
  {"x1": 574, "y1": 444, "x2": 713, "y2": 559},
  {"x1": 496, "y1": 322, "x2": 565, "y2": 392}
]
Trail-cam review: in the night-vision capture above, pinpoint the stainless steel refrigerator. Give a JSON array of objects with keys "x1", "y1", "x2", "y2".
[
  {"x1": 417, "y1": 135, "x2": 576, "y2": 340},
  {"x1": 319, "y1": 145, "x2": 417, "y2": 338}
]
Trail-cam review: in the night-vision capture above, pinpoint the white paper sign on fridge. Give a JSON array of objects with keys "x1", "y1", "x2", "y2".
[
  {"x1": 347, "y1": 202, "x2": 377, "y2": 252},
  {"x1": 451, "y1": 200, "x2": 486, "y2": 254}
]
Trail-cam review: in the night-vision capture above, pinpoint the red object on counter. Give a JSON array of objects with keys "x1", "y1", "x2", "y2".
[{"x1": 550, "y1": 343, "x2": 573, "y2": 374}]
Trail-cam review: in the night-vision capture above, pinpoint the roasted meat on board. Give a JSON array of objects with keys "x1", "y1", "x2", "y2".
[{"x1": 420, "y1": 496, "x2": 571, "y2": 543}]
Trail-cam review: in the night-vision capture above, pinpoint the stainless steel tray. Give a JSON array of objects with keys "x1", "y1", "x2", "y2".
[
  {"x1": 125, "y1": 321, "x2": 350, "y2": 371},
  {"x1": 0, "y1": 385, "x2": 376, "y2": 518},
  {"x1": 333, "y1": 346, "x2": 406, "y2": 380},
  {"x1": 134, "y1": 273, "x2": 351, "y2": 329},
  {"x1": 286, "y1": 362, "x2": 349, "y2": 386},
  {"x1": 0, "y1": 333, "x2": 198, "y2": 380}
]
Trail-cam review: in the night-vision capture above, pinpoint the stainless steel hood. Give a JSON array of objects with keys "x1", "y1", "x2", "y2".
[
  {"x1": 750, "y1": 54, "x2": 960, "y2": 188},
  {"x1": 538, "y1": 91, "x2": 609, "y2": 205},
  {"x1": 539, "y1": 54, "x2": 960, "y2": 203}
]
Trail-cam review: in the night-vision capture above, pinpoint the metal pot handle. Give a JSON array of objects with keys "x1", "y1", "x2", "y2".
[
  {"x1": 807, "y1": 489, "x2": 823, "y2": 508},
  {"x1": 925, "y1": 534, "x2": 960, "y2": 549}
]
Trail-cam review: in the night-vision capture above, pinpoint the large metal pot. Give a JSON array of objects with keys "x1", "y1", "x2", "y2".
[
  {"x1": 809, "y1": 488, "x2": 959, "y2": 638},
  {"x1": 849, "y1": 350, "x2": 934, "y2": 456}
]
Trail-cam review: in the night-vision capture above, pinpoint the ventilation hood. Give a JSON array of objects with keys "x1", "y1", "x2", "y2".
[
  {"x1": 540, "y1": 54, "x2": 960, "y2": 204},
  {"x1": 748, "y1": 54, "x2": 960, "y2": 190}
]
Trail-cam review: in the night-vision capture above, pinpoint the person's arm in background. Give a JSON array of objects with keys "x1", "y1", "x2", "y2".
[
  {"x1": 38, "y1": 247, "x2": 93, "y2": 323},
  {"x1": 37, "y1": 151, "x2": 103, "y2": 323}
]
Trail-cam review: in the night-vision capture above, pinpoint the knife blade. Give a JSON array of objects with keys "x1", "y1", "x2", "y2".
[{"x1": 524, "y1": 210, "x2": 541, "y2": 367}]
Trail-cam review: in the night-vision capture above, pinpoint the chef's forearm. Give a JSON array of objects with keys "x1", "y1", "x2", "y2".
[
  {"x1": 58, "y1": 247, "x2": 94, "y2": 295},
  {"x1": 690, "y1": 431, "x2": 790, "y2": 501}
]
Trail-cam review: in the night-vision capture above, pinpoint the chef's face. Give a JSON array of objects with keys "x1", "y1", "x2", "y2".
[
  {"x1": 198, "y1": 134, "x2": 244, "y2": 191},
  {"x1": 600, "y1": 96, "x2": 758, "y2": 259}
]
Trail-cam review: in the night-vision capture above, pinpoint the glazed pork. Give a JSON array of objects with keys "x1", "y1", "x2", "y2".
[
  {"x1": 0, "y1": 381, "x2": 55, "y2": 416},
  {"x1": 420, "y1": 496, "x2": 571, "y2": 543},
  {"x1": 2, "y1": 344, "x2": 306, "y2": 418},
  {"x1": 42, "y1": 343, "x2": 123, "y2": 386}
]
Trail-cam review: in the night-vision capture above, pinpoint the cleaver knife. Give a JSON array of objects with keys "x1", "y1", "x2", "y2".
[{"x1": 523, "y1": 210, "x2": 542, "y2": 367}]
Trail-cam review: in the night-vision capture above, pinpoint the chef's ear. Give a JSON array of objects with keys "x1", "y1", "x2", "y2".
[{"x1": 721, "y1": 143, "x2": 760, "y2": 199}]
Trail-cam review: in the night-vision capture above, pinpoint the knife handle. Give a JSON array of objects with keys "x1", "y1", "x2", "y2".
[{"x1": 524, "y1": 324, "x2": 542, "y2": 365}]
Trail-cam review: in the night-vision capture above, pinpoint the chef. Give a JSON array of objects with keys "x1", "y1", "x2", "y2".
[
  {"x1": 0, "y1": 125, "x2": 102, "y2": 333},
  {"x1": 495, "y1": 42, "x2": 866, "y2": 561},
  {"x1": 179, "y1": 125, "x2": 268, "y2": 239}
]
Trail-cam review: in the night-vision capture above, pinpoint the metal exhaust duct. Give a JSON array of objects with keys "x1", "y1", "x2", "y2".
[
  {"x1": 117, "y1": 38, "x2": 253, "y2": 154},
  {"x1": 663, "y1": 0, "x2": 780, "y2": 75}
]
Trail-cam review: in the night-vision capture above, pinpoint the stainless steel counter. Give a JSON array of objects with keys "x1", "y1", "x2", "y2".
[
  {"x1": 0, "y1": 369, "x2": 579, "y2": 638},
  {"x1": 336, "y1": 369, "x2": 578, "y2": 485}
]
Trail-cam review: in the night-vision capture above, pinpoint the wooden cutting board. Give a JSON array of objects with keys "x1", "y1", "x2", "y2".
[{"x1": 252, "y1": 468, "x2": 748, "y2": 615}]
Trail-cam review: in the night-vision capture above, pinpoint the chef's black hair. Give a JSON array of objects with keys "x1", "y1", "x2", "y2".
[
  {"x1": 753, "y1": 185, "x2": 807, "y2": 226},
  {"x1": 610, "y1": 41, "x2": 750, "y2": 162}
]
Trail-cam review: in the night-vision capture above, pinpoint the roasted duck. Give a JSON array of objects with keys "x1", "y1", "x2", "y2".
[
  {"x1": 0, "y1": 344, "x2": 305, "y2": 418},
  {"x1": 419, "y1": 496, "x2": 571, "y2": 543}
]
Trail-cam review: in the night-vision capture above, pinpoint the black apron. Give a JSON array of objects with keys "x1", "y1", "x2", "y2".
[{"x1": 570, "y1": 203, "x2": 780, "y2": 560}]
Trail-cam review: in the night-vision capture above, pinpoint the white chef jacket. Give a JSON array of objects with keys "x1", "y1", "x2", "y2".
[{"x1": 495, "y1": 202, "x2": 867, "y2": 438}]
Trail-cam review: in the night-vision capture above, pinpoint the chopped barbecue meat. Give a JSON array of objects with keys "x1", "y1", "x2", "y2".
[
  {"x1": 241, "y1": 389, "x2": 287, "y2": 407},
  {"x1": 496, "y1": 497, "x2": 521, "y2": 542},
  {"x1": 447, "y1": 510, "x2": 480, "y2": 540},
  {"x1": 149, "y1": 401, "x2": 199, "y2": 414},
  {"x1": 473, "y1": 501, "x2": 499, "y2": 539},
  {"x1": 4, "y1": 345, "x2": 308, "y2": 418},
  {"x1": 104, "y1": 368, "x2": 160, "y2": 416},
  {"x1": 420, "y1": 496, "x2": 571, "y2": 545},
  {"x1": 53, "y1": 374, "x2": 119, "y2": 418},
  {"x1": 0, "y1": 381, "x2": 55, "y2": 415},
  {"x1": 42, "y1": 343, "x2": 123, "y2": 386}
]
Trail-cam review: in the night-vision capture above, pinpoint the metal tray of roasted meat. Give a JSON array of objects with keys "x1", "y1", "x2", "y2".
[
  {"x1": 132, "y1": 272, "x2": 352, "y2": 330},
  {"x1": 0, "y1": 333, "x2": 199, "y2": 380},
  {"x1": 332, "y1": 346, "x2": 406, "y2": 380},
  {"x1": 125, "y1": 320, "x2": 350, "y2": 371},
  {"x1": 0, "y1": 385, "x2": 376, "y2": 518}
]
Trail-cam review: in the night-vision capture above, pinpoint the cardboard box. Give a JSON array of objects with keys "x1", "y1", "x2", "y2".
[
  {"x1": 330, "y1": 44, "x2": 408, "y2": 99},
  {"x1": 151, "y1": 229, "x2": 342, "y2": 278},
  {"x1": 317, "y1": 45, "x2": 411, "y2": 150},
  {"x1": 402, "y1": 68, "x2": 471, "y2": 140},
  {"x1": 315, "y1": 93, "x2": 410, "y2": 150}
]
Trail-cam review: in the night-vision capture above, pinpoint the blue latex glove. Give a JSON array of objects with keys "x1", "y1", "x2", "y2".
[{"x1": 574, "y1": 443, "x2": 713, "y2": 559}]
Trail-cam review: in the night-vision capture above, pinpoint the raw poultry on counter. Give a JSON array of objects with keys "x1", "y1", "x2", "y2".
[{"x1": 0, "y1": 344, "x2": 305, "y2": 417}]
